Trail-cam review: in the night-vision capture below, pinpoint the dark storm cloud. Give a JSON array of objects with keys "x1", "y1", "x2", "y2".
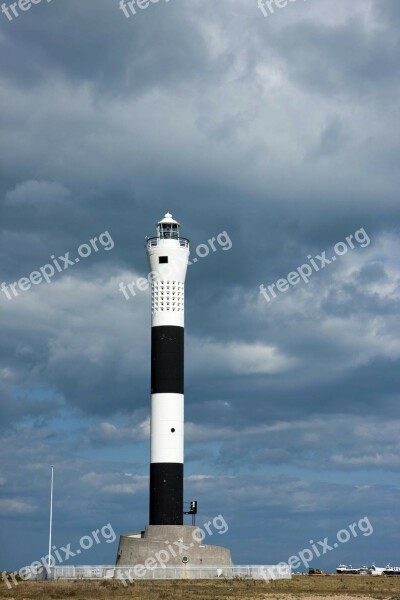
[
  {"x1": 0, "y1": 386, "x2": 61, "y2": 423},
  {"x1": 374, "y1": 0, "x2": 400, "y2": 30},
  {"x1": 0, "y1": 0, "x2": 210, "y2": 94},
  {"x1": 306, "y1": 116, "x2": 348, "y2": 160},
  {"x1": 265, "y1": 19, "x2": 399, "y2": 98}
]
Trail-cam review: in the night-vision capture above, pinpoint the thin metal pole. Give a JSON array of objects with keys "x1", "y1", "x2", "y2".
[{"x1": 48, "y1": 465, "x2": 54, "y2": 572}]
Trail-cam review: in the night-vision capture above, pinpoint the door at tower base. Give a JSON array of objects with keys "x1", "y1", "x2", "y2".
[{"x1": 149, "y1": 463, "x2": 183, "y2": 525}]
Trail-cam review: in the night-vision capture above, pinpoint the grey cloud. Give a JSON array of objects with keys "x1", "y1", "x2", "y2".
[{"x1": 307, "y1": 116, "x2": 348, "y2": 160}]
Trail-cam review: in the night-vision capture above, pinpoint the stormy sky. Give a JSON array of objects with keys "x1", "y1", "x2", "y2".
[{"x1": 0, "y1": 0, "x2": 399, "y2": 572}]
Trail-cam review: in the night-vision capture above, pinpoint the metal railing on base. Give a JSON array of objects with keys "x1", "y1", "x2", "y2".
[{"x1": 39, "y1": 564, "x2": 291, "y2": 581}]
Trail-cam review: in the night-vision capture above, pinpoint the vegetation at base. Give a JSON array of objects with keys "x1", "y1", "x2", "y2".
[{"x1": 1, "y1": 574, "x2": 400, "y2": 599}]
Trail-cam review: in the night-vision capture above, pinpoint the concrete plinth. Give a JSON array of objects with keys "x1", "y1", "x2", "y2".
[{"x1": 116, "y1": 525, "x2": 232, "y2": 570}]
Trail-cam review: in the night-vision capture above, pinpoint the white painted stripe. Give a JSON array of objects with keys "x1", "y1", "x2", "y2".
[
  {"x1": 151, "y1": 393, "x2": 184, "y2": 464},
  {"x1": 152, "y1": 309, "x2": 184, "y2": 328}
]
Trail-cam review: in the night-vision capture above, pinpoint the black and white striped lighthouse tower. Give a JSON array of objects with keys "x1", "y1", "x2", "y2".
[
  {"x1": 146, "y1": 213, "x2": 189, "y2": 526},
  {"x1": 116, "y1": 214, "x2": 232, "y2": 568}
]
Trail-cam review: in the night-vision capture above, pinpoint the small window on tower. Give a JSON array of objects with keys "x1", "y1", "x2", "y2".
[{"x1": 159, "y1": 256, "x2": 168, "y2": 264}]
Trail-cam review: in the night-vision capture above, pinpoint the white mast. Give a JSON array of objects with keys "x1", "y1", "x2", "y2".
[{"x1": 48, "y1": 465, "x2": 54, "y2": 572}]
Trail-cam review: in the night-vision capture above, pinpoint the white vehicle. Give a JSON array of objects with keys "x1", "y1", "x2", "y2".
[
  {"x1": 336, "y1": 564, "x2": 361, "y2": 574},
  {"x1": 384, "y1": 565, "x2": 400, "y2": 576},
  {"x1": 369, "y1": 564, "x2": 385, "y2": 576}
]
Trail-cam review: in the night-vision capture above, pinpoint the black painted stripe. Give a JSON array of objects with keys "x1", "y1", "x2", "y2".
[
  {"x1": 149, "y1": 463, "x2": 183, "y2": 525},
  {"x1": 151, "y1": 326, "x2": 184, "y2": 394}
]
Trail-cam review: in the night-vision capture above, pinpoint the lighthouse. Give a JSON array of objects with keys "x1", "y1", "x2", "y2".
[
  {"x1": 146, "y1": 213, "x2": 189, "y2": 525},
  {"x1": 116, "y1": 213, "x2": 232, "y2": 571}
]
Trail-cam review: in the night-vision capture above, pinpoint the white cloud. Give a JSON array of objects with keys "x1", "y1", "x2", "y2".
[
  {"x1": 88, "y1": 419, "x2": 150, "y2": 444},
  {"x1": 5, "y1": 180, "x2": 71, "y2": 208},
  {"x1": 0, "y1": 499, "x2": 37, "y2": 515},
  {"x1": 189, "y1": 339, "x2": 295, "y2": 375},
  {"x1": 101, "y1": 476, "x2": 148, "y2": 495}
]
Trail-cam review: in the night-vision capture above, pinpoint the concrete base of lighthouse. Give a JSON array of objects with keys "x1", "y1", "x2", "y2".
[{"x1": 116, "y1": 525, "x2": 232, "y2": 575}]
